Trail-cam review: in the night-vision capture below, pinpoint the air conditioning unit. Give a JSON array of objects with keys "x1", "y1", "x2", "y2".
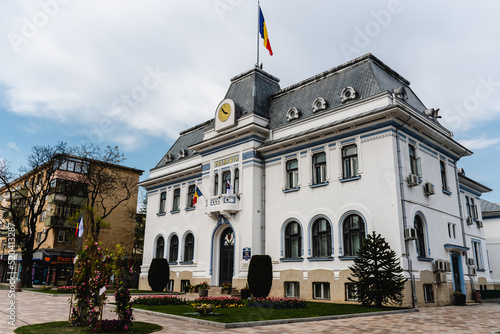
[
  {"x1": 470, "y1": 268, "x2": 477, "y2": 276},
  {"x1": 445, "y1": 261, "x2": 451, "y2": 272},
  {"x1": 466, "y1": 217, "x2": 474, "y2": 225},
  {"x1": 407, "y1": 174, "x2": 419, "y2": 187},
  {"x1": 434, "y1": 259, "x2": 446, "y2": 272},
  {"x1": 467, "y1": 258, "x2": 475, "y2": 266},
  {"x1": 404, "y1": 227, "x2": 417, "y2": 240},
  {"x1": 477, "y1": 221, "x2": 483, "y2": 228},
  {"x1": 435, "y1": 272, "x2": 447, "y2": 283},
  {"x1": 424, "y1": 182, "x2": 435, "y2": 196}
]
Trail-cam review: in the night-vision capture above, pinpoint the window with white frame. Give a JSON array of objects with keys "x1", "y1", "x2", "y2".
[
  {"x1": 408, "y1": 143, "x2": 421, "y2": 177},
  {"x1": 342, "y1": 214, "x2": 365, "y2": 256},
  {"x1": 423, "y1": 284, "x2": 434, "y2": 303},
  {"x1": 414, "y1": 215, "x2": 426, "y2": 258},
  {"x1": 466, "y1": 196, "x2": 478, "y2": 219},
  {"x1": 234, "y1": 168, "x2": 240, "y2": 193},
  {"x1": 284, "y1": 281, "x2": 300, "y2": 298},
  {"x1": 155, "y1": 236, "x2": 165, "y2": 259},
  {"x1": 440, "y1": 160, "x2": 448, "y2": 190},
  {"x1": 159, "y1": 191, "x2": 166, "y2": 214},
  {"x1": 448, "y1": 223, "x2": 456, "y2": 239},
  {"x1": 184, "y1": 233, "x2": 194, "y2": 262},
  {"x1": 167, "y1": 280, "x2": 174, "y2": 292},
  {"x1": 286, "y1": 159, "x2": 299, "y2": 189},
  {"x1": 345, "y1": 283, "x2": 357, "y2": 301},
  {"x1": 172, "y1": 188, "x2": 180, "y2": 212},
  {"x1": 57, "y1": 230, "x2": 68, "y2": 243},
  {"x1": 186, "y1": 185, "x2": 195, "y2": 208},
  {"x1": 472, "y1": 240, "x2": 484, "y2": 269},
  {"x1": 222, "y1": 170, "x2": 231, "y2": 194},
  {"x1": 214, "y1": 174, "x2": 219, "y2": 196},
  {"x1": 312, "y1": 218, "x2": 331, "y2": 257},
  {"x1": 312, "y1": 152, "x2": 326, "y2": 184},
  {"x1": 313, "y1": 282, "x2": 330, "y2": 300},
  {"x1": 169, "y1": 235, "x2": 178, "y2": 262},
  {"x1": 342, "y1": 144, "x2": 358, "y2": 179},
  {"x1": 284, "y1": 221, "x2": 302, "y2": 258}
]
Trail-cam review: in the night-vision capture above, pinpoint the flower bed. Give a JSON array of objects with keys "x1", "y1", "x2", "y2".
[
  {"x1": 57, "y1": 286, "x2": 75, "y2": 293},
  {"x1": 133, "y1": 295, "x2": 186, "y2": 306},
  {"x1": 248, "y1": 297, "x2": 306, "y2": 309},
  {"x1": 194, "y1": 296, "x2": 243, "y2": 308}
]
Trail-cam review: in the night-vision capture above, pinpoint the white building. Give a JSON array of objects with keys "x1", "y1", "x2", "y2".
[
  {"x1": 481, "y1": 199, "x2": 500, "y2": 289},
  {"x1": 139, "y1": 54, "x2": 493, "y2": 306}
]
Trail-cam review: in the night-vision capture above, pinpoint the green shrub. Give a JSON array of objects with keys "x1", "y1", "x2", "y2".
[
  {"x1": 147, "y1": 258, "x2": 170, "y2": 292},
  {"x1": 133, "y1": 295, "x2": 186, "y2": 305},
  {"x1": 247, "y1": 255, "x2": 272, "y2": 298}
]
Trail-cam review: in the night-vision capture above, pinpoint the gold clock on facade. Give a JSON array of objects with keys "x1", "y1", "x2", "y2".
[{"x1": 218, "y1": 103, "x2": 231, "y2": 122}]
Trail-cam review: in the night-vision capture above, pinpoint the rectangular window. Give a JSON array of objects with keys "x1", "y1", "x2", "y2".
[
  {"x1": 312, "y1": 152, "x2": 326, "y2": 184},
  {"x1": 222, "y1": 171, "x2": 231, "y2": 194},
  {"x1": 180, "y1": 280, "x2": 190, "y2": 292},
  {"x1": 172, "y1": 188, "x2": 180, "y2": 212},
  {"x1": 167, "y1": 280, "x2": 174, "y2": 292},
  {"x1": 440, "y1": 160, "x2": 448, "y2": 190},
  {"x1": 234, "y1": 168, "x2": 240, "y2": 194},
  {"x1": 408, "y1": 144, "x2": 421, "y2": 177},
  {"x1": 214, "y1": 174, "x2": 219, "y2": 196},
  {"x1": 345, "y1": 283, "x2": 357, "y2": 301},
  {"x1": 187, "y1": 185, "x2": 195, "y2": 208},
  {"x1": 342, "y1": 144, "x2": 358, "y2": 179},
  {"x1": 36, "y1": 232, "x2": 43, "y2": 244},
  {"x1": 472, "y1": 240, "x2": 484, "y2": 269},
  {"x1": 313, "y1": 282, "x2": 330, "y2": 300},
  {"x1": 423, "y1": 284, "x2": 434, "y2": 303},
  {"x1": 159, "y1": 191, "x2": 166, "y2": 214},
  {"x1": 284, "y1": 281, "x2": 300, "y2": 298},
  {"x1": 57, "y1": 230, "x2": 67, "y2": 243},
  {"x1": 286, "y1": 159, "x2": 299, "y2": 189},
  {"x1": 40, "y1": 211, "x2": 46, "y2": 222},
  {"x1": 448, "y1": 223, "x2": 456, "y2": 239}
]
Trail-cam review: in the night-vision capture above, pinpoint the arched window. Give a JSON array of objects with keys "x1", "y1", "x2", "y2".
[
  {"x1": 343, "y1": 214, "x2": 365, "y2": 256},
  {"x1": 184, "y1": 233, "x2": 194, "y2": 262},
  {"x1": 155, "y1": 236, "x2": 164, "y2": 259},
  {"x1": 414, "y1": 215, "x2": 426, "y2": 258},
  {"x1": 169, "y1": 235, "x2": 178, "y2": 262},
  {"x1": 284, "y1": 221, "x2": 302, "y2": 258},
  {"x1": 312, "y1": 218, "x2": 331, "y2": 257}
]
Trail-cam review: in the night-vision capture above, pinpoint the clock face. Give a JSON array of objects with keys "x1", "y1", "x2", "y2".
[{"x1": 218, "y1": 103, "x2": 231, "y2": 122}]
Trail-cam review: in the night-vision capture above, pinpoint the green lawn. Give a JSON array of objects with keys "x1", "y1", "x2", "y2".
[
  {"x1": 133, "y1": 301, "x2": 398, "y2": 323},
  {"x1": 14, "y1": 321, "x2": 162, "y2": 334}
]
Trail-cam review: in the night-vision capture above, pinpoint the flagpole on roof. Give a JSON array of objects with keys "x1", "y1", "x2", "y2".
[{"x1": 256, "y1": 0, "x2": 260, "y2": 68}]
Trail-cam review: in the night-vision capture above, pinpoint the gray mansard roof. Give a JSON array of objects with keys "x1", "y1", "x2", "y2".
[{"x1": 153, "y1": 53, "x2": 439, "y2": 170}]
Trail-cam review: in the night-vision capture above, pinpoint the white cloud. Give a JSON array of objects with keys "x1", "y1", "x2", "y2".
[
  {"x1": 6, "y1": 142, "x2": 20, "y2": 152},
  {"x1": 459, "y1": 137, "x2": 500, "y2": 150}
]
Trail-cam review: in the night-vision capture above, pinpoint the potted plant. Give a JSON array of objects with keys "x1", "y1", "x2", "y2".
[
  {"x1": 453, "y1": 290, "x2": 466, "y2": 306},
  {"x1": 194, "y1": 303, "x2": 213, "y2": 315},
  {"x1": 198, "y1": 282, "x2": 210, "y2": 297},
  {"x1": 241, "y1": 284, "x2": 251, "y2": 299},
  {"x1": 183, "y1": 284, "x2": 191, "y2": 294},
  {"x1": 221, "y1": 282, "x2": 231, "y2": 294}
]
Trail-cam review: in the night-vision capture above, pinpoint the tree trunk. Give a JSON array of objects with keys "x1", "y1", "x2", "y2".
[{"x1": 20, "y1": 251, "x2": 34, "y2": 288}]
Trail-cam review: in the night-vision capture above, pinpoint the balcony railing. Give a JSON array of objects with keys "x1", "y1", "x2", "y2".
[
  {"x1": 207, "y1": 194, "x2": 241, "y2": 219},
  {"x1": 44, "y1": 215, "x2": 74, "y2": 228}
]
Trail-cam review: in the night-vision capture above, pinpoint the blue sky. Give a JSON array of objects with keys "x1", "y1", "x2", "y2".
[{"x1": 1, "y1": 1, "x2": 499, "y2": 202}]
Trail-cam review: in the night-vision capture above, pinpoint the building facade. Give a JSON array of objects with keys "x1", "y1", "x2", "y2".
[
  {"x1": 481, "y1": 199, "x2": 500, "y2": 289},
  {"x1": 0, "y1": 154, "x2": 143, "y2": 286},
  {"x1": 139, "y1": 54, "x2": 493, "y2": 306}
]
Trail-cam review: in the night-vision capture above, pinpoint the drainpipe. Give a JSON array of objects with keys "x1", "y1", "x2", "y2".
[
  {"x1": 261, "y1": 153, "x2": 266, "y2": 255},
  {"x1": 395, "y1": 107, "x2": 417, "y2": 308},
  {"x1": 454, "y1": 154, "x2": 474, "y2": 293}
]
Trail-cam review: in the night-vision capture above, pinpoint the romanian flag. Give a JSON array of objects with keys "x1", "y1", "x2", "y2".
[
  {"x1": 259, "y1": 6, "x2": 273, "y2": 56},
  {"x1": 75, "y1": 217, "x2": 84, "y2": 238},
  {"x1": 193, "y1": 187, "x2": 203, "y2": 205}
]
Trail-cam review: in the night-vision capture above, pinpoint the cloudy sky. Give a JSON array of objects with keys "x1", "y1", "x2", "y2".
[{"x1": 1, "y1": 0, "x2": 499, "y2": 202}]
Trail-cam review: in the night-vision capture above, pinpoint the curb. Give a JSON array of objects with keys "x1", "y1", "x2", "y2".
[{"x1": 132, "y1": 307, "x2": 419, "y2": 329}]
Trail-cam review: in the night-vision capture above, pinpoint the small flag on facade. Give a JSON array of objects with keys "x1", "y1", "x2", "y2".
[
  {"x1": 193, "y1": 187, "x2": 203, "y2": 205},
  {"x1": 226, "y1": 179, "x2": 234, "y2": 195},
  {"x1": 259, "y1": 5, "x2": 273, "y2": 56},
  {"x1": 76, "y1": 217, "x2": 84, "y2": 238}
]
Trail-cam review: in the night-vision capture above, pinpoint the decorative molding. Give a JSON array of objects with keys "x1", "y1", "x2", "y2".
[
  {"x1": 201, "y1": 163, "x2": 210, "y2": 171},
  {"x1": 178, "y1": 149, "x2": 187, "y2": 158},
  {"x1": 164, "y1": 153, "x2": 174, "y2": 162},
  {"x1": 312, "y1": 97, "x2": 327, "y2": 112},
  {"x1": 242, "y1": 150, "x2": 260, "y2": 161},
  {"x1": 286, "y1": 107, "x2": 301, "y2": 121},
  {"x1": 340, "y1": 86, "x2": 357, "y2": 103},
  {"x1": 360, "y1": 131, "x2": 396, "y2": 143}
]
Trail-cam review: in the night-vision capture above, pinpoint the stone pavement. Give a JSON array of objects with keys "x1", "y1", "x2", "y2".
[{"x1": 1, "y1": 289, "x2": 499, "y2": 334}]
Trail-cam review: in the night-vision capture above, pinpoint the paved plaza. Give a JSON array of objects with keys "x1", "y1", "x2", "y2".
[{"x1": 1, "y1": 290, "x2": 499, "y2": 334}]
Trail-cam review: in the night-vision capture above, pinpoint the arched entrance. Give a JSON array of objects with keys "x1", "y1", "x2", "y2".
[{"x1": 219, "y1": 227, "x2": 234, "y2": 286}]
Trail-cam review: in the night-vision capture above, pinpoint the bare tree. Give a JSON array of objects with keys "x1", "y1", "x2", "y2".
[{"x1": 0, "y1": 142, "x2": 73, "y2": 287}]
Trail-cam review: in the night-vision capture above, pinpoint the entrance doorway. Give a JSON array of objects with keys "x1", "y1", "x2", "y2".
[
  {"x1": 451, "y1": 253, "x2": 463, "y2": 293},
  {"x1": 219, "y1": 227, "x2": 234, "y2": 286}
]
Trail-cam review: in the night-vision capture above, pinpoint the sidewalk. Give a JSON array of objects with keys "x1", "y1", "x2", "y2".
[{"x1": 1, "y1": 289, "x2": 500, "y2": 333}]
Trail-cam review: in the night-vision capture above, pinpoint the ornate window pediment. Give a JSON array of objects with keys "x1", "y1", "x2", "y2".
[
  {"x1": 164, "y1": 154, "x2": 174, "y2": 162},
  {"x1": 286, "y1": 107, "x2": 301, "y2": 121},
  {"x1": 312, "y1": 97, "x2": 327, "y2": 112},
  {"x1": 178, "y1": 149, "x2": 187, "y2": 159},
  {"x1": 340, "y1": 86, "x2": 357, "y2": 103}
]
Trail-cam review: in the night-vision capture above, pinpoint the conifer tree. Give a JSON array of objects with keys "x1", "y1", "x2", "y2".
[{"x1": 348, "y1": 231, "x2": 406, "y2": 307}]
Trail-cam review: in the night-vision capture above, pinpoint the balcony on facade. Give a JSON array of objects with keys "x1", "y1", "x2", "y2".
[{"x1": 206, "y1": 194, "x2": 241, "y2": 219}]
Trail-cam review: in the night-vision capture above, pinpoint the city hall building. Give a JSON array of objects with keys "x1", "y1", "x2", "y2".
[{"x1": 138, "y1": 54, "x2": 492, "y2": 306}]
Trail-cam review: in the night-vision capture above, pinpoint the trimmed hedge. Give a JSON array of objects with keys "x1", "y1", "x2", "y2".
[
  {"x1": 247, "y1": 255, "x2": 272, "y2": 298},
  {"x1": 147, "y1": 258, "x2": 170, "y2": 292}
]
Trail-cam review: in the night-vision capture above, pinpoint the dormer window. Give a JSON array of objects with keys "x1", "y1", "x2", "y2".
[
  {"x1": 165, "y1": 154, "x2": 174, "y2": 162},
  {"x1": 312, "y1": 97, "x2": 327, "y2": 112},
  {"x1": 340, "y1": 86, "x2": 357, "y2": 103},
  {"x1": 178, "y1": 149, "x2": 187, "y2": 158},
  {"x1": 286, "y1": 107, "x2": 301, "y2": 122},
  {"x1": 394, "y1": 87, "x2": 408, "y2": 100}
]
